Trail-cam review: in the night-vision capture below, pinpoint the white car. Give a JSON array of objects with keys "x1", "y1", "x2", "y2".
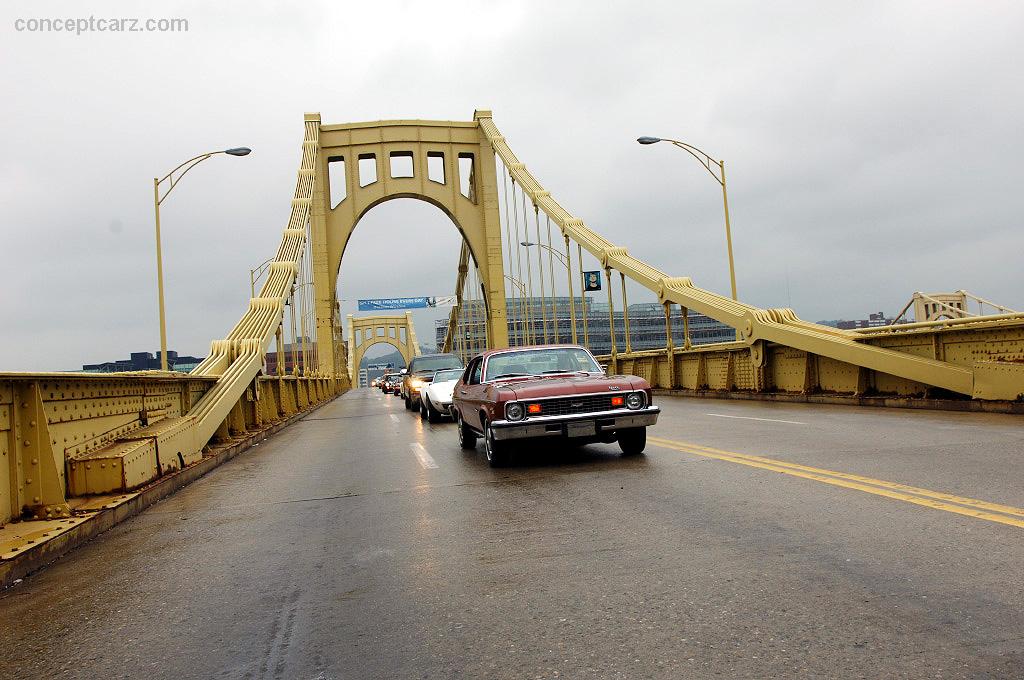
[{"x1": 419, "y1": 368, "x2": 464, "y2": 422}]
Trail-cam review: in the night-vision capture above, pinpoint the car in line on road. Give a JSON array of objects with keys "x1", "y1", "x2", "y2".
[
  {"x1": 401, "y1": 353, "x2": 464, "y2": 411},
  {"x1": 382, "y1": 373, "x2": 404, "y2": 394},
  {"x1": 419, "y1": 368, "x2": 464, "y2": 422},
  {"x1": 451, "y1": 344, "x2": 659, "y2": 467}
]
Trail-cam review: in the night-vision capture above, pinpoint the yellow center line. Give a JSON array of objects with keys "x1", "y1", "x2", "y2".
[
  {"x1": 649, "y1": 436, "x2": 1024, "y2": 529},
  {"x1": 651, "y1": 436, "x2": 1024, "y2": 518}
]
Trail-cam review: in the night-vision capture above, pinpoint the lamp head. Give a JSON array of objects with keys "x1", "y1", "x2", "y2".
[
  {"x1": 224, "y1": 147, "x2": 252, "y2": 156},
  {"x1": 637, "y1": 136, "x2": 663, "y2": 145},
  {"x1": 520, "y1": 241, "x2": 536, "y2": 247}
]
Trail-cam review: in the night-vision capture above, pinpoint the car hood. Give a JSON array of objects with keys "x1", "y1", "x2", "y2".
[
  {"x1": 426, "y1": 379, "x2": 458, "y2": 401},
  {"x1": 497, "y1": 374, "x2": 643, "y2": 400}
]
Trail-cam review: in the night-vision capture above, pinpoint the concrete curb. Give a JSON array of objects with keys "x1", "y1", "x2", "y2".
[
  {"x1": 0, "y1": 396, "x2": 339, "y2": 589},
  {"x1": 651, "y1": 389, "x2": 1024, "y2": 415}
]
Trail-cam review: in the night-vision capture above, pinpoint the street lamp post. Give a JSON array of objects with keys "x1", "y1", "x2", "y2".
[
  {"x1": 153, "y1": 147, "x2": 251, "y2": 370},
  {"x1": 637, "y1": 136, "x2": 738, "y2": 303}
]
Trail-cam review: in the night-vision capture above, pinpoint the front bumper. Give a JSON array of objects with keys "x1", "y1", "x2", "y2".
[{"x1": 489, "y1": 406, "x2": 660, "y2": 441}]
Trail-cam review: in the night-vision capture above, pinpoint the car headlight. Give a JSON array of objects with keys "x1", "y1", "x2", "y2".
[
  {"x1": 505, "y1": 402, "x2": 525, "y2": 421},
  {"x1": 410, "y1": 378, "x2": 425, "y2": 390},
  {"x1": 625, "y1": 392, "x2": 645, "y2": 410}
]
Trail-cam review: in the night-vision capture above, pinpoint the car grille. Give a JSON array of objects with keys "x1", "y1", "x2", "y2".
[{"x1": 529, "y1": 394, "x2": 617, "y2": 417}]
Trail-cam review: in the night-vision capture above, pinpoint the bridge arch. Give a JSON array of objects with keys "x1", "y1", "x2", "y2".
[
  {"x1": 309, "y1": 112, "x2": 509, "y2": 374},
  {"x1": 347, "y1": 312, "x2": 421, "y2": 383}
]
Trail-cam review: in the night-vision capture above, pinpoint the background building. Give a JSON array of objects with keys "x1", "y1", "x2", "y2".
[
  {"x1": 818, "y1": 312, "x2": 901, "y2": 330},
  {"x1": 82, "y1": 350, "x2": 204, "y2": 373},
  {"x1": 435, "y1": 296, "x2": 734, "y2": 357}
]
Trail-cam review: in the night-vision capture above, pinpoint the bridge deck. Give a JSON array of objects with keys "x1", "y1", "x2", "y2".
[{"x1": 1, "y1": 391, "x2": 1022, "y2": 678}]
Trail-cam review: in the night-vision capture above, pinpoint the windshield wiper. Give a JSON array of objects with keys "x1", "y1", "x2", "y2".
[
  {"x1": 539, "y1": 370, "x2": 572, "y2": 374},
  {"x1": 491, "y1": 372, "x2": 530, "y2": 379}
]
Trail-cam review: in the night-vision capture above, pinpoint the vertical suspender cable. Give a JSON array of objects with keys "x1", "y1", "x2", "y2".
[
  {"x1": 545, "y1": 214, "x2": 558, "y2": 343},
  {"x1": 578, "y1": 244, "x2": 589, "y2": 349},
  {"x1": 521, "y1": 190, "x2": 535, "y2": 345},
  {"x1": 620, "y1": 271, "x2": 632, "y2": 354},
  {"x1": 290, "y1": 287, "x2": 298, "y2": 375},
  {"x1": 533, "y1": 205, "x2": 548, "y2": 343},
  {"x1": 511, "y1": 181, "x2": 528, "y2": 344},
  {"x1": 501, "y1": 165, "x2": 519, "y2": 346},
  {"x1": 605, "y1": 268, "x2": 616, "y2": 364},
  {"x1": 565, "y1": 235, "x2": 577, "y2": 344}
]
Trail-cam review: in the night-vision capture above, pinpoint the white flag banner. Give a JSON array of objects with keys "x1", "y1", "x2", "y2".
[{"x1": 432, "y1": 295, "x2": 458, "y2": 308}]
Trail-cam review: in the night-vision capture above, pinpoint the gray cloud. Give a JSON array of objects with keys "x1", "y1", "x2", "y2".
[{"x1": 1, "y1": 0, "x2": 1021, "y2": 370}]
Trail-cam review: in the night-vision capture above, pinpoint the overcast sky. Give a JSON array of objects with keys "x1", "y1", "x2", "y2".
[{"x1": 2, "y1": 0, "x2": 1022, "y2": 370}]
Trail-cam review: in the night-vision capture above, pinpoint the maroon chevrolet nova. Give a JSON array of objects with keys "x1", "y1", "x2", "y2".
[{"x1": 451, "y1": 345, "x2": 660, "y2": 467}]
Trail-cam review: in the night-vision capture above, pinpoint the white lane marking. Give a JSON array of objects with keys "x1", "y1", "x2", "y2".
[
  {"x1": 390, "y1": 414, "x2": 400, "y2": 423},
  {"x1": 705, "y1": 413, "x2": 806, "y2": 425},
  {"x1": 410, "y1": 442, "x2": 438, "y2": 469}
]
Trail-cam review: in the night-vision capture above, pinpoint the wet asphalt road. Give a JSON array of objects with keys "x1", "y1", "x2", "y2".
[{"x1": 2, "y1": 389, "x2": 1023, "y2": 679}]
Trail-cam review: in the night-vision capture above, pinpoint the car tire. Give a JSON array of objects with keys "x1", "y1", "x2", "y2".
[
  {"x1": 419, "y1": 397, "x2": 427, "y2": 420},
  {"x1": 404, "y1": 395, "x2": 413, "y2": 411},
  {"x1": 618, "y1": 427, "x2": 647, "y2": 456},
  {"x1": 457, "y1": 411, "x2": 477, "y2": 450},
  {"x1": 484, "y1": 421, "x2": 510, "y2": 468},
  {"x1": 426, "y1": 397, "x2": 442, "y2": 423}
]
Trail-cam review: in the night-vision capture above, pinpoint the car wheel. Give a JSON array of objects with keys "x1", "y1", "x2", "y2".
[
  {"x1": 419, "y1": 397, "x2": 427, "y2": 420},
  {"x1": 457, "y1": 411, "x2": 477, "y2": 450},
  {"x1": 484, "y1": 421, "x2": 510, "y2": 468},
  {"x1": 426, "y1": 397, "x2": 441, "y2": 423},
  {"x1": 618, "y1": 427, "x2": 647, "y2": 456},
  {"x1": 404, "y1": 395, "x2": 412, "y2": 410}
]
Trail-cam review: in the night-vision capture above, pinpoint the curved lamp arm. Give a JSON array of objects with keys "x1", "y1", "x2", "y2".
[
  {"x1": 637, "y1": 136, "x2": 723, "y2": 186},
  {"x1": 156, "y1": 147, "x2": 251, "y2": 204},
  {"x1": 519, "y1": 241, "x2": 569, "y2": 267}
]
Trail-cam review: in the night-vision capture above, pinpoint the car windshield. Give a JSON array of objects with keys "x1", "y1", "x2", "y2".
[
  {"x1": 483, "y1": 347, "x2": 601, "y2": 381},
  {"x1": 412, "y1": 355, "x2": 463, "y2": 373},
  {"x1": 432, "y1": 369, "x2": 463, "y2": 382}
]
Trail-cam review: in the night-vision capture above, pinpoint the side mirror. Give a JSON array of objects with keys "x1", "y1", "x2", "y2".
[
  {"x1": 400, "y1": 369, "x2": 408, "y2": 375},
  {"x1": 599, "y1": 364, "x2": 608, "y2": 373}
]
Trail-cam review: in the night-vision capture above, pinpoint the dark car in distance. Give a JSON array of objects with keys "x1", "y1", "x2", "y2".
[
  {"x1": 401, "y1": 353, "x2": 464, "y2": 411},
  {"x1": 382, "y1": 374, "x2": 403, "y2": 394},
  {"x1": 451, "y1": 345, "x2": 659, "y2": 467}
]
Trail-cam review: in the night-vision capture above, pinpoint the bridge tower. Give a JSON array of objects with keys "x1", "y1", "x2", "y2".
[
  {"x1": 307, "y1": 111, "x2": 510, "y2": 375},
  {"x1": 346, "y1": 312, "x2": 421, "y2": 383}
]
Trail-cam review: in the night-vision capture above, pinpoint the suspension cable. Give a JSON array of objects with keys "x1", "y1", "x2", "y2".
[
  {"x1": 534, "y1": 204, "x2": 548, "y2": 343},
  {"x1": 545, "y1": 213, "x2": 558, "y2": 343},
  {"x1": 501, "y1": 164, "x2": 520, "y2": 346},
  {"x1": 578, "y1": 244, "x2": 589, "y2": 348},
  {"x1": 511, "y1": 179, "x2": 528, "y2": 345},
  {"x1": 521, "y1": 189, "x2": 535, "y2": 344},
  {"x1": 565, "y1": 234, "x2": 577, "y2": 344}
]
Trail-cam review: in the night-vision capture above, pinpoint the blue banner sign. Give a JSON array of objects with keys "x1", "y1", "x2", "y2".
[
  {"x1": 582, "y1": 271, "x2": 602, "y2": 292},
  {"x1": 358, "y1": 296, "x2": 439, "y2": 311}
]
